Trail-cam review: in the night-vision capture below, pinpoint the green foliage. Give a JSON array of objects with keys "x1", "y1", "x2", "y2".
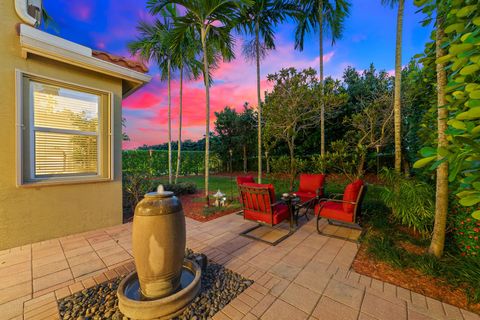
[
  {"x1": 364, "y1": 230, "x2": 480, "y2": 303},
  {"x1": 163, "y1": 182, "x2": 197, "y2": 195},
  {"x1": 122, "y1": 172, "x2": 158, "y2": 216},
  {"x1": 380, "y1": 169, "x2": 434, "y2": 235},
  {"x1": 123, "y1": 150, "x2": 223, "y2": 177},
  {"x1": 269, "y1": 156, "x2": 308, "y2": 176},
  {"x1": 263, "y1": 67, "x2": 324, "y2": 187},
  {"x1": 450, "y1": 199, "x2": 480, "y2": 257},
  {"x1": 236, "y1": 0, "x2": 297, "y2": 60},
  {"x1": 325, "y1": 140, "x2": 365, "y2": 181},
  {"x1": 294, "y1": 0, "x2": 351, "y2": 51},
  {"x1": 214, "y1": 105, "x2": 256, "y2": 171},
  {"x1": 414, "y1": 0, "x2": 480, "y2": 219}
]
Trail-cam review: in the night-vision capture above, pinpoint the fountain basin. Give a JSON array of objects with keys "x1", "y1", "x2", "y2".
[{"x1": 117, "y1": 259, "x2": 201, "y2": 320}]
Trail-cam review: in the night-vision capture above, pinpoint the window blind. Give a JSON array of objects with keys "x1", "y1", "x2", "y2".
[{"x1": 31, "y1": 82, "x2": 100, "y2": 177}]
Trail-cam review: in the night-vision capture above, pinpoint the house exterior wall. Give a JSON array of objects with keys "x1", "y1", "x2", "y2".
[{"x1": 0, "y1": 0, "x2": 123, "y2": 249}]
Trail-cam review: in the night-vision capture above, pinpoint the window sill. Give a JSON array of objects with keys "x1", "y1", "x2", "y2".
[{"x1": 19, "y1": 177, "x2": 113, "y2": 188}]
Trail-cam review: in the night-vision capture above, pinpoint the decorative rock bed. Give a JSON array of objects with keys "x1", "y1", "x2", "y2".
[{"x1": 58, "y1": 250, "x2": 253, "y2": 319}]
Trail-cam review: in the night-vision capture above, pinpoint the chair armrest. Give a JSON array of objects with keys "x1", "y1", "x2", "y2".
[{"x1": 318, "y1": 198, "x2": 356, "y2": 205}]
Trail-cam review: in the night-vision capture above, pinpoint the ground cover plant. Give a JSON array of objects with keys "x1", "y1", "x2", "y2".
[{"x1": 355, "y1": 203, "x2": 480, "y2": 312}]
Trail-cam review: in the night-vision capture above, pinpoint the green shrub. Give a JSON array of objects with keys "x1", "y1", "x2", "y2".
[
  {"x1": 163, "y1": 182, "x2": 198, "y2": 196},
  {"x1": 122, "y1": 172, "x2": 159, "y2": 215},
  {"x1": 307, "y1": 154, "x2": 329, "y2": 174},
  {"x1": 451, "y1": 199, "x2": 480, "y2": 257},
  {"x1": 380, "y1": 169, "x2": 434, "y2": 236},
  {"x1": 122, "y1": 150, "x2": 209, "y2": 177}
]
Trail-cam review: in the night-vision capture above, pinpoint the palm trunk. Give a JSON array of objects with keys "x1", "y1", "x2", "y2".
[
  {"x1": 319, "y1": 0, "x2": 325, "y2": 156},
  {"x1": 255, "y1": 20, "x2": 263, "y2": 183},
  {"x1": 175, "y1": 66, "x2": 184, "y2": 184},
  {"x1": 201, "y1": 27, "x2": 210, "y2": 205},
  {"x1": 167, "y1": 59, "x2": 172, "y2": 184},
  {"x1": 393, "y1": 0, "x2": 404, "y2": 173},
  {"x1": 429, "y1": 13, "x2": 448, "y2": 258}
]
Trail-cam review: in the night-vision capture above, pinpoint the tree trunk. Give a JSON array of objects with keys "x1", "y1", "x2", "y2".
[
  {"x1": 288, "y1": 138, "x2": 295, "y2": 192},
  {"x1": 393, "y1": 0, "x2": 404, "y2": 173},
  {"x1": 266, "y1": 151, "x2": 270, "y2": 174},
  {"x1": 167, "y1": 59, "x2": 172, "y2": 184},
  {"x1": 255, "y1": 20, "x2": 263, "y2": 183},
  {"x1": 429, "y1": 13, "x2": 448, "y2": 258},
  {"x1": 243, "y1": 145, "x2": 247, "y2": 173},
  {"x1": 319, "y1": 0, "x2": 325, "y2": 156},
  {"x1": 175, "y1": 66, "x2": 183, "y2": 184},
  {"x1": 201, "y1": 27, "x2": 210, "y2": 205}
]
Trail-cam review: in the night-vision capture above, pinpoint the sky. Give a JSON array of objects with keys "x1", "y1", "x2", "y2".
[{"x1": 43, "y1": 0, "x2": 432, "y2": 150}]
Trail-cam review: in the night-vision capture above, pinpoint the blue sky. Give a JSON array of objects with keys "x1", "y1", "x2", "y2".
[{"x1": 43, "y1": 0, "x2": 432, "y2": 149}]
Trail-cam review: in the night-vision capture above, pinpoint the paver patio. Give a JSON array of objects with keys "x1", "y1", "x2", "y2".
[{"x1": 0, "y1": 214, "x2": 478, "y2": 320}]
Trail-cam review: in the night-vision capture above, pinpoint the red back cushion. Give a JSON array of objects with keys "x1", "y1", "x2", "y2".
[
  {"x1": 342, "y1": 180, "x2": 364, "y2": 213},
  {"x1": 243, "y1": 183, "x2": 276, "y2": 203},
  {"x1": 237, "y1": 176, "x2": 255, "y2": 185},
  {"x1": 298, "y1": 174, "x2": 325, "y2": 193}
]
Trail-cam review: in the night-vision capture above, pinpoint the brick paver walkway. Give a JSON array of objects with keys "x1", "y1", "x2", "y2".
[{"x1": 0, "y1": 214, "x2": 478, "y2": 320}]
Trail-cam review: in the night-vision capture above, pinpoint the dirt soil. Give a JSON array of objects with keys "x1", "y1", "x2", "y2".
[
  {"x1": 352, "y1": 245, "x2": 480, "y2": 314},
  {"x1": 180, "y1": 192, "x2": 241, "y2": 222}
]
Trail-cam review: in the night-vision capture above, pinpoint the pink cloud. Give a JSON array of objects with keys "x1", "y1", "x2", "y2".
[
  {"x1": 123, "y1": 92, "x2": 162, "y2": 109},
  {"x1": 68, "y1": 3, "x2": 92, "y2": 22},
  {"x1": 122, "y1": 37, "x2": 340, "y2": 148}
]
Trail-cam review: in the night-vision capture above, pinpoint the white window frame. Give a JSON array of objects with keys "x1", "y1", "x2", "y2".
[{"x1": 16, "y1": 70, "x2": 114, "y2": 187}]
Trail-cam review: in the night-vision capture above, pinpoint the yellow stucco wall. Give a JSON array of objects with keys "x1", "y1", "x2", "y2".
[{"x1": 0, "y1": 1, "x2": 124, "y2": 250}]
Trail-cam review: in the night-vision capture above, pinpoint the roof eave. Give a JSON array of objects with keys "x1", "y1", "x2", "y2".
[{"x1": 19, "y1": 24, "x2": 151, "y2": 97}]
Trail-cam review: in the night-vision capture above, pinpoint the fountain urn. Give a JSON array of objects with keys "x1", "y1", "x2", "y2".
[{"x1": 132, "y1": 185, "x2": 186, "y2": 299}]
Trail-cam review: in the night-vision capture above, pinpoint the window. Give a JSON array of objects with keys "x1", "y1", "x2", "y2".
[{"x1": 18, "y1": 73, "x2": 113, "y2": 185}]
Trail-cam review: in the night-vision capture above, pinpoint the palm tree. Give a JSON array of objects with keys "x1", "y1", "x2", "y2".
[
  {"x1": 128, "y1": 6, "x2": 177, "y2": 184},
  {"x1": 236, "y1": 0, "x2": 297, "y2": 183},
  {"x1": 429, "y1": 7, "x2": 448, "y2": 258},
  {"x1": 148, "y1": 0, "x2": 253, "y2": 204},
  {"x1": 294, "y1": 0, "x2": 350, "y2": 156},
  {"x1": 382, "y1": 0, "x2": 405, "y2": 173},
  {"x1": 171, "y1": 28, "x2": 202, "y2": 184}
]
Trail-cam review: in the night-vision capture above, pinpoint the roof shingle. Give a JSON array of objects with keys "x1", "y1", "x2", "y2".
[{"x1": 92, "y1": 50, "x2": 148, "y2": 73}]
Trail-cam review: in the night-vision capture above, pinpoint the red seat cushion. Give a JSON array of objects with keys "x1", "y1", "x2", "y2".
[
  {"x1": 243, "y1": 182, "x2": 276, "y2": 202},
  {"x1": 315, "y1": 201, "x2": 353, "y2": 223},
  {"x1": 294, "y1": 191, "x2": 317, "y2": 203},
  {"x1": 342, "y1": 180, "x2": 363, "y2": 214},
  {"x1": 244, "y1": 203, "x2": 289, "y2": 225},
  {"x1": 237, "y1": 176, "x2": 255, "y2": 185},
  {"x1": 298, "y1": 174, "x2": 325, "y2": 195}
]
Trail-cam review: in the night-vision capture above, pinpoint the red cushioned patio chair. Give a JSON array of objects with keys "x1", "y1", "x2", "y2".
[
  {"x1": 238, "y1": 183, "x2": 294, "y2": 245},
  {"x1": 236, "y1": 175, "x2": 255, "y2": 210},
  {"x1": 293, "y1": 173, "x2": 326, "y2": 221},
  {"x1": 314, "y1": 179, "x2": 367, "y2": 239}
]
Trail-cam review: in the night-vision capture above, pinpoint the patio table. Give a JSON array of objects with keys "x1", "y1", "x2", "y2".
[{"x1": 281, "y1": 194, "x2": 300, "y2": 232}]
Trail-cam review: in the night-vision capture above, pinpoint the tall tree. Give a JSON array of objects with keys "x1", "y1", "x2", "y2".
[
  {"x1": 294, "y1": 0, "x2": 350, "y2": 156},
  {"x1": 171, "y1": 27, "x2": 202, "y2": 183},
  {"x1": 129, "y1": 5, "x2": 177, "y2": 184},
  {"x1": 429, "y1": 9, "x2": 448, "y2": 257},
  {"x1": 263, "y1": 68, "x2": 322, "y2": 190},
  {"x1": 382, "y1": 0, "x2": 405, "y2": 173},
  {"x1": 149, "y1": 0, "x2": 253, "y2": 204},
  {"x1": 236, "y1": 0, "x2": 297, "y2": 183}
]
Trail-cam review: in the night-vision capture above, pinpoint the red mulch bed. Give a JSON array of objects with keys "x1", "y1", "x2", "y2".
[
  {"x1": 180, "y1": 192, "x2": 241, "y2": 222},
  {"x1": 352, "y1": 243, "x2": 480, "y2": 314}
]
